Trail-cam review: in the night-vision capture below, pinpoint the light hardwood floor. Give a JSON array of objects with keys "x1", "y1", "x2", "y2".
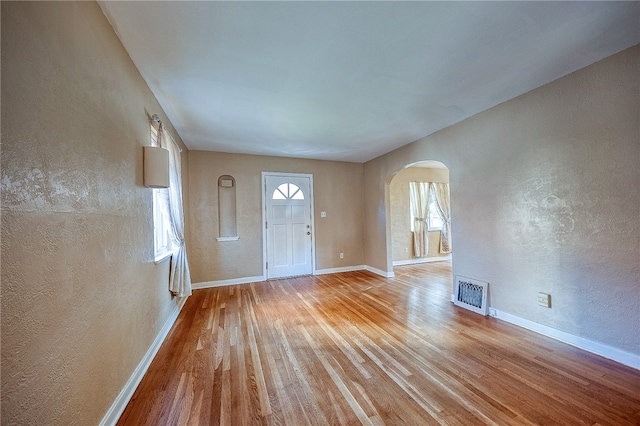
[{"x1": 118, "y1": 262, "x2": 640, "y2": 425}]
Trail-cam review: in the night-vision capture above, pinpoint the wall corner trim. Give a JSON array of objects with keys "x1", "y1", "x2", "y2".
[
  {"x1": 192, "y1": 275, "x2": 266, "y2": 290},
  {"x1": 100, "y1": 296, "x2": 189, "y2": 426},
  {"x1": 490, "y1": 308, "x2": 640, "y2": 371},
  {"x1": 364, "y1": 265, "x2": 395, "y2": 278}
]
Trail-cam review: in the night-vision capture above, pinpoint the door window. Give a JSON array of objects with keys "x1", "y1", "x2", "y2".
[{"x1": 273, "y1": 183, "x2": 305, "y2": 200}]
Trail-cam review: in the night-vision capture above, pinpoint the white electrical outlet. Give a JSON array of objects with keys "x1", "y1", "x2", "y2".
[
  {"x1": 538, "y1": 292, "x2": 551, "y2": 308},
  {"x1": 339, "y1": 252, "x2": 344, "y2": 259},
  {"x1": 320, "y1": 211, "x2": 327, "y2": 217}
]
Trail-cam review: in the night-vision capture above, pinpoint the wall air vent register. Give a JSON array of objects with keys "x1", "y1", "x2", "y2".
[{"x1": 454, "y1": 276, "x2": 489, "y2": 316}]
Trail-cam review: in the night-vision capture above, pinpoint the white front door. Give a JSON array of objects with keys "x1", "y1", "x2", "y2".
[{"x1": 264, "y1": 174, "x2": 313, "y2": 279}]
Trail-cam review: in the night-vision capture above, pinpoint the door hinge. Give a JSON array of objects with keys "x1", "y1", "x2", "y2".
[{"x1": 266, "y1": 262, "x2": 268, "y2": 270}]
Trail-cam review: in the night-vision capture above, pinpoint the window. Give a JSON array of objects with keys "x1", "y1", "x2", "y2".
[
  {"x1": 428, "y1": 191, "x2": 444, "y2": 230},
  {"x1": 272, "y1": 183, "x2": 304, "y2": 200},
  {"x1": 153, "y1": 188, "x2": 172, "y2": 259},
  {"x1": 409, "y1": 182, "x2": 444, "y2": 231},
  {"x1": 150, "y1": 124, "x2": 173, "y2": 261}
]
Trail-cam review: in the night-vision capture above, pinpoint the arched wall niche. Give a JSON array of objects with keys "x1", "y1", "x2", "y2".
[{"x1": 217, "y1": 175, "x2": 238, "y2": 241}]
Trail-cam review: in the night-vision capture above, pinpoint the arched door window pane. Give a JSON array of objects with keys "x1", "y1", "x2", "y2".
[{"x1": 272, "y1": 183, "x2": 304, "y2": 200}]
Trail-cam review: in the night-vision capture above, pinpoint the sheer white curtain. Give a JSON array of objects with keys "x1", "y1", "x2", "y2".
[
  {"x1": 431, "y1": 182, "x2": 452, "y2": 254},
  {"x1": 409, "y1": 182, "x2": 430, "y2": 257},
  {"x1": 159, "y1": 124, "x2": 192, "y2": 297}
]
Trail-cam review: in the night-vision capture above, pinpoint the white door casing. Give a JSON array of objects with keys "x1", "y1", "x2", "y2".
[{"x1": 263, "y1": 173, "x2": 314, "y2": 279}]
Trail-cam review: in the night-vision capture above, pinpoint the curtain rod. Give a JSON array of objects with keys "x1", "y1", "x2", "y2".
[{"x1": 151, "y1": 114, "x2": 183, "y2": 153}]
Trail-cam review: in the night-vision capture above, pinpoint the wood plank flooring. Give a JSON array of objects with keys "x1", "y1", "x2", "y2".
[{"x1": 117, "y1": 262, "x2": 640, "y2": 425}]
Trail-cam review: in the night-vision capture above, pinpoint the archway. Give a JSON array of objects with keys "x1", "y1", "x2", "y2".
[{"x1": 385, "y1": 160, "x2": 452, "y2": 275}]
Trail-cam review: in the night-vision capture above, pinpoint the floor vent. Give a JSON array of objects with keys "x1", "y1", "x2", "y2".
[{"x1": 454, "y1": 276, "x2": 489, "y2": 315}]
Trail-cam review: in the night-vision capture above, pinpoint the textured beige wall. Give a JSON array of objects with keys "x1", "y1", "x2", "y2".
[
  {"x1": 390, "y1": 167, "x2": 449, "y2": 262},
  {"x1": 1, "y1": 2, "x2": 189, "y2": 424},
  {"x1": 364, "y1": 45, "x2": 640, "y2": 355},
  {"x1": 188, "y1": 151, "x2": 364, "y2": 282}
]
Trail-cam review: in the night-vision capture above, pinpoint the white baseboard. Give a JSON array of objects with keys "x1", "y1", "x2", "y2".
[
  {"x1": 364, "y1": 265, "x2": 395, "y2": 278},
  {"x1": 193, "y1": 268, "x2": 395, "y2": 284},
  {"x1": 192, "y1": 275, "x2": 266, "y2": 289},
  {"x1": 489, "y1": 308, "x2": 640, "y2": 371},
  {"x1": 314, "y1": 265, "x2": 366, "y2": 275},
  {"x1": 193, "y1": 267, "x2": 392, "y2": 285},
  {"x1": 393, "y1": 255, "x2": 451, "y2": 266},
  {"x1": 100, "y1": 296, "x2": 188, "y2": 426}
]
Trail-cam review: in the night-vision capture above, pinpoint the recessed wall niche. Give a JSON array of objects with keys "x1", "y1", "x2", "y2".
[{"x1": 217, "y1": 175, "x2": 238, "y2": 241}]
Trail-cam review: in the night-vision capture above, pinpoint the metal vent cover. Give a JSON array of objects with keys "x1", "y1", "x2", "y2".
[{"x1": 454, "y1": 276, "x2": 489, "y2": 316}]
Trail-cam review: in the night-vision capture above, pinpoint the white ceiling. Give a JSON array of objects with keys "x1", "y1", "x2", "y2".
[{"x1": 99, "y1": 1, "x2": 639, "y2": 163}]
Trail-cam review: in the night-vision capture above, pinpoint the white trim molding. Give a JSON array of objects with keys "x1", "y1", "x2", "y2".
[
  {"x1": 489, "y1": 308, "x2": 640, "y2": 371},
  {"x1": 192, "y1": 275, "x2": 266, "y2": 290},
  {"x1": 393, "y1": 255, "x2": 452, "y2": 267},
  {"x1": 100, "y1": 296, "x2": 188, "y2": 426},
  {"x1": 216, "y1": 236, "x2": 239, "y2": 242},
  {"x1": 314, "y1": 265, "x2": 366, "y2": 275}
]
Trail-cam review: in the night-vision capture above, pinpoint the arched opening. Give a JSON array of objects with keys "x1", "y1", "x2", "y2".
[{"x1": 385, "y1": 160, "x2": 452, "y2": 276}]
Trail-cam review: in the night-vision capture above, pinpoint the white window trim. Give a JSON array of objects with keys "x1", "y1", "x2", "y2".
[{"x1": 154, "y1": 250, "x2": 173, "y2": 264}]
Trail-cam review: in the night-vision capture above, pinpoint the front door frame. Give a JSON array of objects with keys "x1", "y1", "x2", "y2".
[{"x1": 261, "y1": 172, "x2": 316, "y2": 279}]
